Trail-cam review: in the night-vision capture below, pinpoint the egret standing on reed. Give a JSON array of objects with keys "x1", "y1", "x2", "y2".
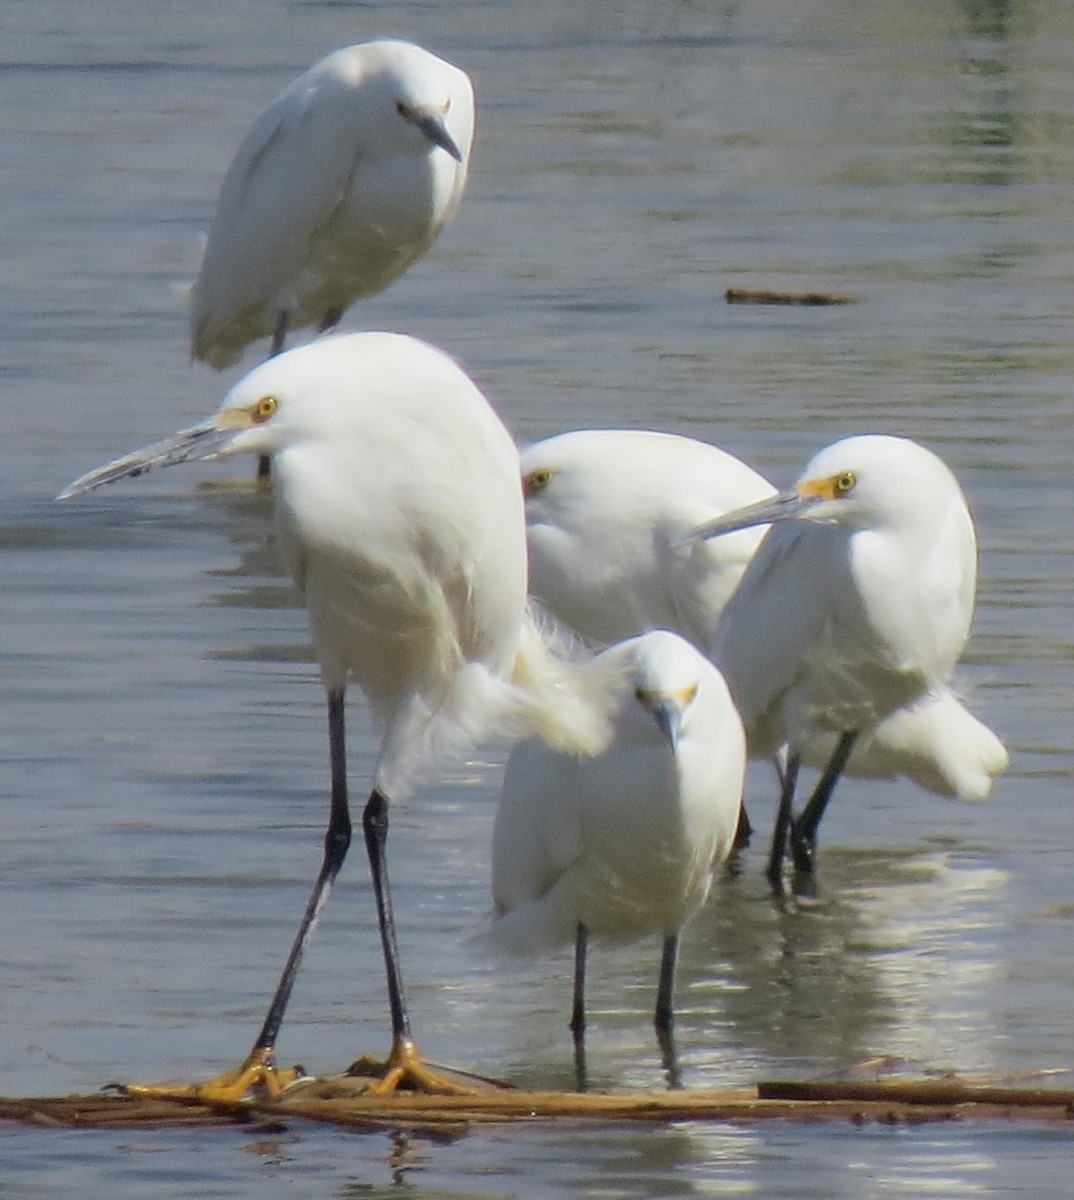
[{"x1": 60, "y1": 332, "x2": 609, "y2": 1100}]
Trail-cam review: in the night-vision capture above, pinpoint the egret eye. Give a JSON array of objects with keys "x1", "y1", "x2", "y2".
[
  {"x1": 834, "y1": 470, "x2": 857, "y2": 495},
  {"x1": 252, "y1": 395, "x2": 278, "y2": 424},
  {"x1": 523, "y1": 467, "x2": 554, "y2": 497}
]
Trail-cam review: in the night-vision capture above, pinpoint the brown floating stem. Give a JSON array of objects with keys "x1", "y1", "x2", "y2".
[
  {"x1": 725, "y1": 287, "x2": 855, "y2": 306},
  {"x1": 3, "y1": 1080, "x2": 1074, "y2": 1131},
  {"x1": 757, "y1": 1079, "x2": 1074, "y2": 1109}
]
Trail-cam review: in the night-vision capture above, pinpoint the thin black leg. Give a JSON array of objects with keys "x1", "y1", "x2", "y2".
[
  {"x1": 767, "y1": 752, "x2": 800, "y2": 889},
  {"x1": 731, "y1": 804, "x2": 752, "y2": 851},
  {"x1": 363, "y1": 787, "x2": 411, "y2": 1044},
  {"x1": 570, "y1": 922, "x2": 588, "y2": 1091},
  {"x1": 790, "y1": 730, "x2": 859, "y2": 875},
  {"x1": 250, "y1": 687, "x2": 352, "y2": 1052},
  {"x1": 270, "y1": 310, "x2": 289, "y2": 357},
  {"x1": 318, "y1": 306, "x2": 344, "y2": 333},
  {"x1": 655, "y1": 934, "x2": 682, "y2": 1089}
]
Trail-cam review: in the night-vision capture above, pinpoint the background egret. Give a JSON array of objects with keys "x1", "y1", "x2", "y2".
[
  {"x1": 521, "y1": 428, "x2": 1006, "y2": 877},
  {"x1": 191, "y1": 40, "x2": 474, "y2": 371},
  {"x1": 59, "y1": 331, "x2": 609, "y2": 1100},
  {"x1": 486, "y1": 630, "x2": 746, "y2": 1089},
  {"x1": 696, "y1": 434, "x2": 989, "y2": 883}
]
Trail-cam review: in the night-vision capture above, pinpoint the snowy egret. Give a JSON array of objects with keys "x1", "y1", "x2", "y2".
[
  {"x1": 523, "y1": 429, "x2": 776, "y2": 649},
  {"x1": 59, "y1": 332, "x2": 611, "y2": 1100},
  {"x1": 487, "y1": 630, "x2": 746, "y2": 1087},
  {"x1": 521, "y1": 429, "x2": 1006, "y2": 877},
  {"x1": 694, "y1": 434, "x2": 989, "y2": 882},
  {"x1": 191, "y1": 41, "x2": 474, "y2": 370}
]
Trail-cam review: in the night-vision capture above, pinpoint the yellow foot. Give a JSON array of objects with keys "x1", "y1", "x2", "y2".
[
  {"x1": 345, "y1": 1038, "x2": 494, "y2": 1096},
  {"x1": 119, "y1": 1046, "x2": 304, "y2": 1103}
]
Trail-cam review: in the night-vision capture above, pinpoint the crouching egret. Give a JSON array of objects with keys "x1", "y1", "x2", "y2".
[
  {"x1": 191, "y1": 40, "x2": 475, "y2": 371},
  {"x1": 59, "y1": 331, "x2": 610, "y2": 1100},
  {"x1": 486, "y1": 630, "x2": 746, "y2": 1088},
  {"x1": 693, "y1": 434, "x2": 988, "y2": 883},
  {"x1": 521, "y1": 429, "x2": 1006, "y2": 882}
]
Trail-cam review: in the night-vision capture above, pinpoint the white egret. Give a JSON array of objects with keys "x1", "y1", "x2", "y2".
[
  {"x1": 59, "y1": 332, "x2": 610, "y2": 1100},
  {"x1": 694, "y1": 434, "x2": 991, "y2": 882},
  {"x1": 521, "y1": 429, "x2": 1006, "y2": 879},
  {"x1": 523, "y1": 429, "x2": 776, "y2": 649},
  {"x1": 487, "y1": 630, "x2": 746, "y2": 1087},
  {"x1": 191, "y1": 40, "x2": 474, "y2": 371}
]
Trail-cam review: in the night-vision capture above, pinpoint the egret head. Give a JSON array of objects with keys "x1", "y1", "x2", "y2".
[
  {"x1": 687, "y1": 434, "x2": 967, "y2": 542},
  {"x1": 349, "y1": 40, "x2": 469, "y2": 163},
  {"x1": 618, "y1": 631, "x2": 708, "y2": 752},
  {"x1": 57, "y1": 332, "x2": 455, "y2": 498}
]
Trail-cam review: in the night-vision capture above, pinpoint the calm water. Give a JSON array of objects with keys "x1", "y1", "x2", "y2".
[{"x1": 3, "y1": 0, "x2": 1074, "y2": 1194}]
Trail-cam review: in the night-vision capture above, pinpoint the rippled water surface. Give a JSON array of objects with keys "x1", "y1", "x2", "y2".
[{"x1": 3, "y1": 0, "x2": 1074, "y2": 1195}]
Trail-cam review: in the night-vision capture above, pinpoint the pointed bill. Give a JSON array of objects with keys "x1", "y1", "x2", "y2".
[
  {"x1": 649, "y1": 698, "x2": 682, "y2": 753},
  {"x1": 409, "y1": 107, "x2": 463, "y2": 161},
  {"x1": 57, "y1": 418, "x2": 239, "y2": 499},
  {"x1": 681, "y1": 489, "x2": 818, "y2": 545}
]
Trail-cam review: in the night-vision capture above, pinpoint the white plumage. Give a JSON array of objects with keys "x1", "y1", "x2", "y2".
[
  {"x1": 487, "y1": 630, "x2": 746, "y2": 1078},
  {"x1": 699, "y1": 433, "x2": 1002, "y2": 877},
  {"x1": 191, "y1": 41, "x2": 474, "y2": 369},
  {"x1": 709, "y1": 435, "x2": 977, "y2": 755},
  {"x1": 519, "y1": 428, "x2": 1006, "y2": 872},
  {"x1": 523, "y1": 429, "x2": 775, "y2": 648},
  {"x1": 60, "y1": 332, "x2": 610, "y2": 1099}
]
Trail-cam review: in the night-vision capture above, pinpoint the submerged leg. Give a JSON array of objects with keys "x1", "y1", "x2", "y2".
[
  {"x1": 767, "y1": 751, "x2": 800, "y2": 889},
  {"x1": 790, "y1": 730, "x2": 859, "y2": 875},
  {"x1": 570, "y1": 922, "x2": 588, "y2": 1092},
  {"x1": 655, "y1": 934, "x2": 682, "y2": 1089},
  {"x1": 126, "y1": 687, "x2": 353, "y2": 1101}
]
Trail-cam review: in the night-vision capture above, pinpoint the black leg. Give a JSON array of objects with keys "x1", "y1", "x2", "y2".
[
  {"x1": 570, "y1": 922, "x2": 588, "y2": 1091},
  {"x1": 270, "y1": 309, "x2": 289, "y2": 357},
  {"x1": 790, "y1": 730, "x2": 859, "y2": 875},
  {"x1": 362, "y1": 787, "x2": 411, "y2": 1045},
  {"x1": 318, "y1": 306, "x2": 344, "y2": 333},
  {"x1": 767, "y1": 752, "x2": 800, "y2": 889},
  {"x1": 251, "y1": 687, "x2": 352, "y2": 1053},
  {"x1": 731, "y1": 803, "x2": 752, "y2": 851},
  {"x1": 655, "y1": 934, "x2": 682, "y2": 1089}
]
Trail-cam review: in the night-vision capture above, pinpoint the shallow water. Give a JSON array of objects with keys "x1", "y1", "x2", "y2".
[{"x1": 3, "y1": 0, "x2": 1074, "y2": 1195}]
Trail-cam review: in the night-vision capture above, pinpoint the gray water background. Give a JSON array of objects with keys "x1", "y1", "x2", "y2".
[{"x1": 2, "y1": 0, "x2": 1074, "y2": 1194}]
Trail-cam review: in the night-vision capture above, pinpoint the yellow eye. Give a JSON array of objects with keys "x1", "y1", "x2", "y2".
[
  {"x1": 834, "y1": 471, "x2": 857, "y2": 495},
  {"x1": 251, "y1": 395, "x2": 278, "y2": 424},
  {"x1": 523, "y1": 467, "x2": 554, "y2": 498}
]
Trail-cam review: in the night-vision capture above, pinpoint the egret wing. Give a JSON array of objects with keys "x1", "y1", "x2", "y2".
[
  {"x1": 710, "y1": 521, "x2": 845, "y2": 750},
  {"x1": 191, "y1": 64, "x2": 369, "y2": 364}
]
